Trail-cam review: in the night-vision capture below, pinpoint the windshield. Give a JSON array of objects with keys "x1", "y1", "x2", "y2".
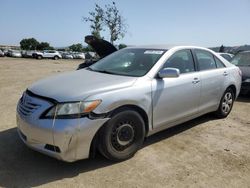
[
  {"x1": 89, "y1": 48, "x2": 166, "y2": 77},
  {"x1": 231, "y1": 52, "x2": 250, "y2": 66}
]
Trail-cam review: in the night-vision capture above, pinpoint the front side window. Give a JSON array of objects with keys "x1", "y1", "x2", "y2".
[
  {"x1": 90, "y1": 48, "x2": 166, "y2": 77},
  {"x1": 163, "y1": 49, "x2": 195, "y2": 74},
  {"x1": 194, "y1": 49, "x2": 217, "y2": 71}
]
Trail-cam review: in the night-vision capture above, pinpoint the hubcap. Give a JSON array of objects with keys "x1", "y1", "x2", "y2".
[
  {"x1": 117, "y1": 124, "x2": 134, "y2": 146},
  {"x1": 222, "y1": 92, "x2": 233, "y2": 114},
  {"x1": 111, "y1": 122, "x2": 135, "y2": 151}
]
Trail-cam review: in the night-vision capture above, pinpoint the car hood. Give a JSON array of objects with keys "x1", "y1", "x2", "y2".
[
  {"x1": 238, "y1": 66, "x2": 250, "y2": 80},
  {"x1": 28, "y1": 69, "x2": 137, "y2": 102},
  {"x1": 85, "y1": 35, "x2": 117, "y2": 58}
]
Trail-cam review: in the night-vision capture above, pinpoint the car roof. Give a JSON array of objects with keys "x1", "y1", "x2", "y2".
[
  {"x1": 127, "y1": 45, "x2": 212, "y2": 51},
  {"x1": 239, "y1": 51, "x2": 250, "y2": 53},
  {"x1": 217, "y1": 52, "x2": 232, "y2": 55}
]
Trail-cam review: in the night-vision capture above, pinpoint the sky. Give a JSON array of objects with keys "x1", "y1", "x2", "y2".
[{"x1": 0, "y1": 0, "x2": 250, "y2": 47}]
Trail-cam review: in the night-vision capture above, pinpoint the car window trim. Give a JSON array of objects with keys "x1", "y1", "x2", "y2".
[
  {"x1": 157, "y1": 49, "x2": 197, "y2": 76},
  {"x1": 192, "y1": 49, "x2": 218, "y2": 72},
  {"x1": 213, "y1": 55, "x2": 226, "y2": 69}
]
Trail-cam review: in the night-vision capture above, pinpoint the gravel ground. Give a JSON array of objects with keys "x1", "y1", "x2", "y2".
[{"x1": 0, "y1": 58, "x2": 249, "y2": 188}]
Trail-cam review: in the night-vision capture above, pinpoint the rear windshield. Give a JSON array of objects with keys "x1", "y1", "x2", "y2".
[{"x1": 231, "y1": 52, "x2": 250, "y2": 66}]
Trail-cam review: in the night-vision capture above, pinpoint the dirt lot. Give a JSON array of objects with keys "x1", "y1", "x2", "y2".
[{"x1": 0, "y1": 58, "x2": 250, "y2": 188}]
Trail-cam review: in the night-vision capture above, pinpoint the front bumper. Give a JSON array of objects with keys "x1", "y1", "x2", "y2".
[{"x1": 16, "y1": 92, "x2": 109, "y2": 162}]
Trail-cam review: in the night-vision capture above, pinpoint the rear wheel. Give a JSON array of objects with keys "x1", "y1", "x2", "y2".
[
  {"x1": 98, "y1": 110, "x2": 145, "y2": 161},
  {"x1": 37, "y1": 55, "x2": 42, "y2": 59},
  {"x1": 215, "y1": 88, "x2": 235, "y2": 118}
]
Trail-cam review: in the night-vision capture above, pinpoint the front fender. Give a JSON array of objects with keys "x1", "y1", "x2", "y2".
[{"x1": 85, "y1": 78, "x2": 153, "y2": 131}]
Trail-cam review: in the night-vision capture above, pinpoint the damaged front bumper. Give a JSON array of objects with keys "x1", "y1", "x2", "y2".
[{"x1": 17, "y1": 109, "x2": 109, "y2": 162}]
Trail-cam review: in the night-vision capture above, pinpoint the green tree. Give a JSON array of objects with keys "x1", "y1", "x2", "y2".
[
  {"x1": 118, "y1": 43, "x2": 127, "y2": 49},
  {"x1": 20, "y1": 38, "x2": 39, "y2": 50},
  {"x1": 82, "y1": 45, "x2": 93, "y2": 52},
  {"x1": 104, "y1": 2, "x2": 127, "y2": 44},
  {"x1": 37, "y1": 42, "x2": 54, "y2": 50},
  {"x1": 83, "y1": 4, "x2": 104, "y2": 39},
  {"x1": 69, "y1": 43, "x2": 84, "y2": 52}
]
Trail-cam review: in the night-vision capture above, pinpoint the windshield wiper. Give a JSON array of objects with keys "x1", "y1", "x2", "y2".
[
  {"x1": 94, "y1": 69, "x2": 116, "y2": 75},
  {"x1": 86, "y1": 67, "x2": 93, "y2": 71}
]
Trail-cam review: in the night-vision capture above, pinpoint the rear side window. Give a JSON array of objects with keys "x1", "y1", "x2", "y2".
[
  {"x1": 163, "y1": 49, "x2": 195, "y2": 74},
  {"x1": 214, "y1": 56, "x2": 226, "y2": 68},
  {"x1": 194, "y1": 49, "x2": 217, "y2": 71}
]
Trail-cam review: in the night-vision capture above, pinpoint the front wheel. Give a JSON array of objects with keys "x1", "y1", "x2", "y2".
[
  {"x1": 54, "y1": 56, "x2": 59, "y2": 60},
  {"x1": 37, "y1": 55, "x2": 42, "y2": 59},
  {"x1": 98, "y1": 110, "x2": 145, "y2": 161},
  {"x1": 215, "y1": 88, "x2": 235, "y2": 118}
]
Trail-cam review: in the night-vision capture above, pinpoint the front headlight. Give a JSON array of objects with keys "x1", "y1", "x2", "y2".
[{"x1": 43, "y1": 100, "x2": 101, "y2": 119}]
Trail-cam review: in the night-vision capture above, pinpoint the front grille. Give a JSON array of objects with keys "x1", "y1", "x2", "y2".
[{"x1": 17, "y1": 93, "x2": 41, "y2": 116}]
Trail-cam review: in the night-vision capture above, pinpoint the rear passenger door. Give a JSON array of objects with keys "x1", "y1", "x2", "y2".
[{"x1": 193, "y1": 49, "x2": 226, "y2": 113}]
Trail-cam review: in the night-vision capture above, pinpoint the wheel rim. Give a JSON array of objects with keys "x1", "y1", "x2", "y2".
[
  {"x1": 111, "y1": 121, "x2": 135, "y2": 151},
  {"x1": 222, "y1": 92, "x2": 233, "y2": 114}
]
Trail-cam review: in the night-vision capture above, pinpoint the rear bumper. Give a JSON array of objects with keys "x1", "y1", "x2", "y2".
[{"x1": 17, "y1": 112, "x2": 109, "y2": 162}]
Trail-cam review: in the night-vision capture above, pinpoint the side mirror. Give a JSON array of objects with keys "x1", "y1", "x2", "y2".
[{"x1": 158, "y1": 68, "x2": 180, "y2": 78}]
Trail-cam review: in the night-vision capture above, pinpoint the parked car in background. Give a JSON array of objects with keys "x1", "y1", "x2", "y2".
[
  {"x1": 5, "y1": 50, "x2": 13, "y2": 57},
  {"x1": 62, "y1": 52, "x2": 74, "y2": 59},
  {"x1": 231, "y1": 51, "x2": 250, "y2": 95},
  {"x1": 17, "y1": 45, "x2": 241, "y2": 162},
  {"x1": 77, "y1": 35, "x2": 117, "y2": 69},
  {"x1": 72, "y1": 52, "x2": 85, "y2": 59},
  {"x1": 0, "y1": 49, "x2": 5, "y2": 57},
  {"x1": 3, "y1": 49, "x2": 8, "y2": 56},
  {"x1": 217, "y1": 52, "x2": 234, "y2": 61},
  {"x1": 22, "y1": 50, "x2": 37, "y2": 58},
  {"x1": 7, "y1": 50, "x2": 22, "y2": 58},
  {"x1": 33, "y1": 50, "x2": 62, "y2": 60}
]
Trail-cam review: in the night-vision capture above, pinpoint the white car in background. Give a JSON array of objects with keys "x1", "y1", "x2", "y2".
[
  {"x1": 34, "y1": 50, "x2": 62, "y2": 60},
  {"x1": 217, "y1": 52, "x2": 234, "y2": 61},
  {"x1": 73, "y1": 52, "x2": 85, "y2": 59},
  {"x1": 62, "y1": 52, "x2": 74, "y2": 59},
  {"x1": 9, "y1": 50, "x2": 22, "y2": 58},
  {"x1": 0, "y1": 49, "x2": 5, "y2": 57},
  {"x1": 21, "y1": 50, "x2": 38, "y2": 58}
]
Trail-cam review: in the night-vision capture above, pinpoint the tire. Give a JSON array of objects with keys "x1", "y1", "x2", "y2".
[
  {"x1": 98, "y1": 110, "x2": 145, "y2": 161},
  {"x1": 54, "y1": 56, "x2": 59, "y2": 60},
  {"x1": 37, "y1": 55, "x2": 42, "y2": 60},
  {"x1": 215, "y1": 88, "x2": 235, "y2": 118}
]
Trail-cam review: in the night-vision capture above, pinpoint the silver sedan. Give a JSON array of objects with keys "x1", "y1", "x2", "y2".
[{"x1": 16, "y1": 46, "x2": 241, "y2": 162}]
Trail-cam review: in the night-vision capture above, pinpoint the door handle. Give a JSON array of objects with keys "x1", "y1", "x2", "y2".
[
  {"x1": 192, "y1": 78, "x2": 200, "y2": 84},
  {"x1": 223, "y1": 71, "x2": 228, "y2": 76}
]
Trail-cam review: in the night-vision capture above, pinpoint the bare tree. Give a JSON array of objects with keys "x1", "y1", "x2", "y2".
[
  {"x1": 104, "y1": 2, "x2": 127, "y2": 44},
  {"x1": 83, "y1": 4, "x2": 104, "y2": 39},
  {"x1": 83, "y1": 2, "x2": 127, "y2": 44}
]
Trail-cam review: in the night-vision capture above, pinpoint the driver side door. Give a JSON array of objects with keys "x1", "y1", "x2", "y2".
[{"x1": 152, "y1": 49, "x2": 201, "y2": 129}]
